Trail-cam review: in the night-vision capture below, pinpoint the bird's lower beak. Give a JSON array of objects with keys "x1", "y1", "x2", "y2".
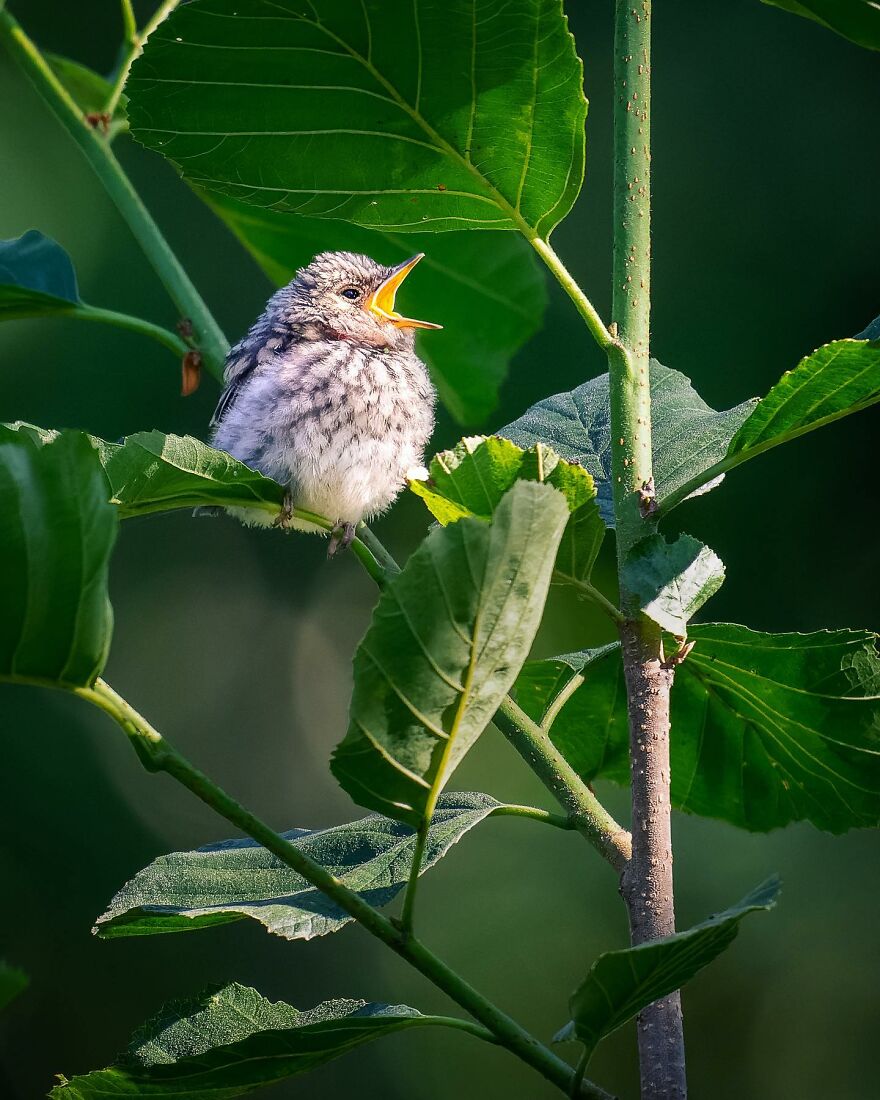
[{"x1": 366, "y1": 254, "x2": 442, "y2": 330}]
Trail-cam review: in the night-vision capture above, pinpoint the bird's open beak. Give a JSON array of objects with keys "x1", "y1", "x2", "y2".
[{"x1": 365, "y1": 254, "x2": 442, "y2": 330}]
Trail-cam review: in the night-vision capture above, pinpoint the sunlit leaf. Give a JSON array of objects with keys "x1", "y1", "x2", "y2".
[
  {"x1": 760, "y1": 0, "x2": 880, "y2": 51},
  {"x1": 558, "y1": 877, "x2": 780, "y2": 1056},
  {"x1": 621, "y1": 533, "x2": 725, "y2": 635},
  {"x1": 516, "y1": 625, "x2": 880, "y2": 833},
  {"x1": 500, "y1": 361, "x2": 757, "y2": 525},
  {"x1": 410, "y1": 435, "x2": 605, "y2": 588},
  {"x1": 205, "y1": 193, "x2": 546, "y2": 424},
  {"x1": 96, "y1": 792, "x2": 502, "y2": 940},
  {"x1": 98, "y1": 431, "x2": 284, "y2": 519},
  {"x1": 51, "y1": 983, "x2": 458, "y2": 1098},
  {"x1": 128, "y1": 0, "x2": 587, "y2": 236},
  {"x1": 332, "y1": 481, "x2": 569, "y2": 826},
  {"x1": 0, "y1": 428, "x2": 115, "y2": 689}
]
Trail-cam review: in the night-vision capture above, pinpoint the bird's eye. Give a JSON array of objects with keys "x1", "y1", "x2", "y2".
[{"x1": 340, "y1": 286, "x2": 361, "y2": 301}]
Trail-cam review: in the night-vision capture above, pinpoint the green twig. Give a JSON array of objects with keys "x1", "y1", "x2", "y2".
[
  {"x1": 492, "y1": 804, "x2": 574, "y2": 830},
  {"x1": 76, "y1": 678, "x2": 611, "y2": 1100},
  {"x1": 62, "y1": 303, "x2": 188, "y2": 359},
  {"x1": 555, "y1": 573, "x2": 625, "y2": 624},
  {"x1": 105, "y1": 0, "x2": 181, "y2": 119},
  {"x1": 0, "y1": 6, "x2": 229, "y2": 380},
  {"x1": 531, "y1": 238, "x2": 614, "y2": 354},
  {"x1": 400, "y1": 820, "x2": 429, "y2": 934},
  {"x1": 540, "y1": 672, "x2": 586, "y2": 735}
]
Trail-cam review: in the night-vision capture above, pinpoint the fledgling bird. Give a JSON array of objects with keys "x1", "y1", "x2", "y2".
[{"x1": 209, "y1": 251, "x2": 440, "y2": 554}]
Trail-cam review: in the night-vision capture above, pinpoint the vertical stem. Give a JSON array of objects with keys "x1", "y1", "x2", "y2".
[{"x1": 610, "y1": 3, "x2": 688, "y2": 1098}]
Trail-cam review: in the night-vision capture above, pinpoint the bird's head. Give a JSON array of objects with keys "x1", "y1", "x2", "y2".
[{"x1": 270, "y1": 251, "x2": 442, "y2": 350}]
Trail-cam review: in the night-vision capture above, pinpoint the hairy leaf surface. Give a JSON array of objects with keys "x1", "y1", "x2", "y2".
[
  {"x1": 206, "y1": 193, "x2": 546, "y2": 424},
  {"x1": 51, "y1": 983, "x2": 451, "y2": 1098},
  {"x1": 621, "y1": 534, "x2": 725, "y2": 635},
  {"x1": 558, "y1": 878, "x2": 780, "y2": 1055},
  {"x1": 410, "y1": 435, "x2": 605, "y2": 588},
  {"x1": 332, "y1": 481, "x2": 569, "y2": 826},
  {"x1": 0, "y1": 429, "x2": 115, "y2": 688},
  {"x1": 760, "y1": 0, "x2": 880, "y2": 50},
  {"x1": 96, "y1": 793, "x2": 502, "y2": 940},
  {"x1": 98, "y1": 431, "x2": 284, "y2": 519},
  {"x1": 500, "y1": 362, "x2": 757, "y2": 525},
  {"x1": 516, "y1": 625, "x2": 880, "y2": 833},
  {"x1": 128, "y1": 0, "x2": 587, "y2": 235}
]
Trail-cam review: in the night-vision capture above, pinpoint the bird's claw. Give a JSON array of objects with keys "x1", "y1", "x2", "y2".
[
  {"x1": 273, "y1": 490, "x2": 294, "y2": 529},
  {"x1": 328, "y1": 522, "x2": 356, "y2": 559}
]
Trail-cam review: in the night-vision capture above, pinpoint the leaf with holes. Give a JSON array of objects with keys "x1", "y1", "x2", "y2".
[
  {"x1": 0, "y1": 428, "x2": 116, "y2": 689},
  {"x1": 516, "y1": 625, "x2": 880, "y2": 833},
  {"x1": 128, "y1": 0, "x2": 587, "y2": 235},
  {"x1": 96, "y1": 792, "x2": 503, "y2": 940},
  {"x1": 558, "y1": 877, "x2": 780, "y2": 1056},
  {"x1": 409, "y1": 435, "x2": 605, "y2": 588},
  {"x1": 51, "y1": 982, "x2": 462, "y2": 1098},
  {"x1": 500, "y1": 361, "x2": 757, "y2": 525},
  {"x1": 760, "y1": 0, "x2": 880, "y2": 51},
  {"x1": 206, "y1": 192, "x2": 546, "y2": 423},
  {"x1": 332, "y1": 480, "x2": 569, "y2": 826},
  {"x1": 621, "y1": 533, "x2": 725, "y2": 636}
]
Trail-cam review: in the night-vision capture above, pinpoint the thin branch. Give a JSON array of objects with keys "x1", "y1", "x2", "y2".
[
  {"x1": 556, "y1": 573, "x2": 625, "y2": 624},
  {"x1": 0, "y1": 7, "x2": 230, "y2": 381},
  {"x1": 66, "y1": 303, "x2": 189, "y2": 358},
  {"x1": 400, "y1": 820, "x2": 429, "y2": 934},
  {"x1": 76, "y1": 678, "x2": 611, "y2": 1100},
  {"x1": 541, "y1": 671, "x2": 585, "y2": 734},
  {"x1": 531, "y1": 237, "x2": 614, "y2": 355},
  {"x1": 491, "y1": 804, "x2": 574, "y2": 830},
  {"x1": 105, "y1": 0, "x2": 182, "y2": 119}
]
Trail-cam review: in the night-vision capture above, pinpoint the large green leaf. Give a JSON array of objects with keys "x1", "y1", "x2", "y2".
[
  {"x1": 656, "y1": 337, "x2": 880, "y2": 513},
  {"x1": 760, "y1": 0, "x2": 880, "y2": 51},
  {"x1": 96, "y1": 792, "x2": 502, "y2": 940},
  {"x1": 0, "y1": 230, "x2": 82, "y2": 320},
  {"x1": 51, "y1": 983, "x2": 460, "y2": 1099},
  {"x1": 128, "y1": 0, "x2": 587, "y2": 236},
  {"x1": 516, "y1": 625, "x2": 880, "y2": 833},
  {"x1": 332, "y1": 480, "x2": 569, "y2": 826},
  {"x1": 410, "y1": 435, "x2": 605, "y2": 589},
  {"x1": 621, "y1": 533, "x2": 725, "y2": 636},
  {"x1": 0, "y1": 428, "x2": 115, "y2": 689},
  {"x1": 206, "y1": 193, "x2": 546, "y2": 424},
  {"x1": 98, "y1": 431, "x2": 284, "y2": 519},
  {"x1": 500, "y1": 361, "x2": 757, "y2": 525},
  {"x1": 559, "y1": 878, "x2": 780, "y2": 1056},
  {"x1": 0, "y1": 963, "x2": 28, "y2": 1012}
]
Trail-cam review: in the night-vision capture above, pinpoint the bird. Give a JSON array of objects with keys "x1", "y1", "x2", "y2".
[{"x1": 208, "y1": 250, "x2": 440, "y2": 556}]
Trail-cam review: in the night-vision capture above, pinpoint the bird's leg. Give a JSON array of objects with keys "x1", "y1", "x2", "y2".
[
  {"x1": 327, "y1": 521, "x2": 356, "y2": 559},
  {"x1": 273, "y1": 489, "x2": 294, "y2": 529}
]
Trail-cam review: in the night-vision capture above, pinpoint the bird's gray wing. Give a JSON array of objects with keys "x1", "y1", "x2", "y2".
[{"x1": 210, "y1": 343, "x2": 257, "y2": 428}]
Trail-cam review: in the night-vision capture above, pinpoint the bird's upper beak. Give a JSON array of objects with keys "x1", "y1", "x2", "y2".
[{"x1": 365, "y1": 254, "x2": 442, "y2": 330}]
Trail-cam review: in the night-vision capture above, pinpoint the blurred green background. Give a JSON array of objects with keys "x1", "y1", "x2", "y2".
[{"x1": 1, "y1": 1, "x2": 878, "y2": 1097}]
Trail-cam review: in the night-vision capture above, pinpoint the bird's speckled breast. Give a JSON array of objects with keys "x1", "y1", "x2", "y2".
[{"x1": 213, "y1": 339, "x2": 436, "y2": 525}]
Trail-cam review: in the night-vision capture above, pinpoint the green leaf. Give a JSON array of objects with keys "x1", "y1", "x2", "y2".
[
  {"x1": 98, "y1": 431, "x2": 285, "y2": 519},
  {"x1": 500, "y1": 361, "x2": 757, "y2": 525},
  {"x1": 760, "y1": 0, "x2": 880, "y2": 51},
  {"x1": 0, "y1": 230, "x2": 82, "y2": 320},
  {"x1": 559, "y1": 877, "x2": 780, "y2": 1056},
  {"x1": 0, "y1": 428, "x2": 116, "y2": 689},
  {"x1": 621, "y1": 533, "x2": 725, "y2": 636},
  {"x1": 0, "y1": 962, "x2": 28, "y2": 1011},
  {"x1": 128, "y1": 0, "x2": 587, "y2": 236},
  {"x1": 410, "y1": 435, "x2": 605, "y2": 588},
  {"x1": 44, "y1": 52, "x2": 129, "y2": 136},
  {"x1": 96, "y1": 792, "x2": 502, "y2": 940},
  {"x1": 205, "y1": 193, "x2": 546, "y2": 425},
  {"x1": 51, "y1": 982, "x2": 458, "y2": 1099},
  {"x1": 516, "y1": 625, "x2": 880, "y2": 833},
  {"x1": 727, "y1": 339, "x2": 880, "y2": 457},
  {"x1": 332, "y1": 480, "x2": 570, "y2": 826},
  {"x1": 855, "y1": 314, "x2": 880, "y2": 341}
]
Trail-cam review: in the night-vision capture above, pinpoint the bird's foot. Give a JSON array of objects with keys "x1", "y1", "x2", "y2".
[
  {"x1": 327, "y1": 522, "x2": 356, "y2": 559},
  {"x1": 273, "y1": 490, "x2": 294, "y2": 530}
]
